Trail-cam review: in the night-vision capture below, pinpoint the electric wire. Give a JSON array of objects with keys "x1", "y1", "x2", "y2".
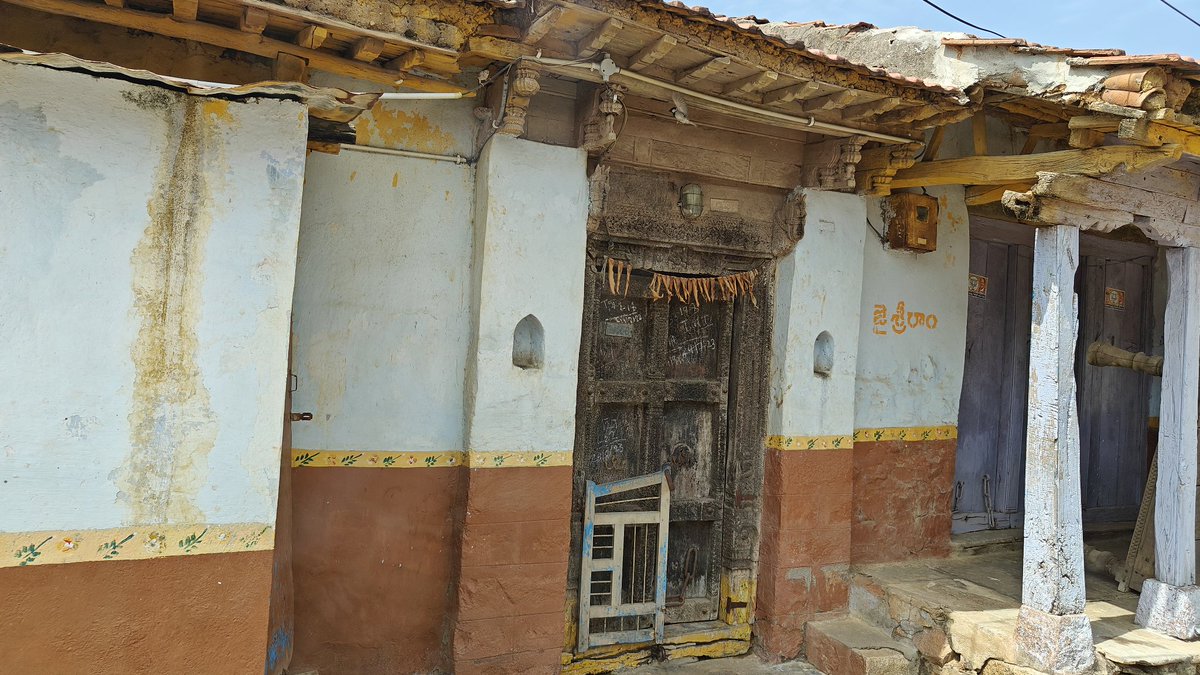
[
  {"x1": 1159, "y1": 0, "x2": 1200, "y2": 29},
  {"x1": 918, "y1": 0, "x2": 1006, "y2": 39}
]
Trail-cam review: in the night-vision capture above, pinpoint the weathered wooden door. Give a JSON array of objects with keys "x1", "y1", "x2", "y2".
[
  {"x1": 576, "y1": 261, "x2": 733, "y2": 626},
  {"x1": 954, "y1": 238, "x2": 1032, "y2": 533},
  {"x1": 1076, "y1": 255, "x2": 1153, "y2": 522},
  {"x1": 956, "y1": 224, "x2": 1156, "y2": 532}
]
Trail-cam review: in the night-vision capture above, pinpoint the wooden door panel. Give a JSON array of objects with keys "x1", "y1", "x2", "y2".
[
  {"x1": 661, "y1": 402, "x2": 716, "y2": 501},
  {"x1": 666, "y1": 303, "x2": 720, "y2": 379},
  {"x1": 665, "y1": 520, "x2": 716, "y2": 622},
  {"x1": 955, "y1": 240, "x2": 1012, "y2": 528},
  {"x1": 596, "y1": 294, "x2": 651, "y2": 380},
  {"x1": 1077, "y1": 257, "x2": 1150, "y2": 521},
  {"x1": 592, "y1": 405, "x2": 645, "y2": 485}
]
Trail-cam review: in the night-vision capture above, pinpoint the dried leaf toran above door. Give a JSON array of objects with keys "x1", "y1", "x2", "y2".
[{"x1": 605, "y1": 257, "x2": 759, "y2": 306}]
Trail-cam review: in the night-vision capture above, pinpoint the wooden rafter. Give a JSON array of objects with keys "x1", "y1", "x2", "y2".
[
  {"x1": 676, "y1": 56, "x2": 730, "y2": 85},
  {"x1": 801, "y1": 89, "x2": 856, "y2": 113},
  {"x1": 722, "y1": 70, "x2": 778, "y2": 95},
  {"x1": 841, "y1": 97, "x2": 901, "y2": 121},
  {"x1": 577, "y1": 18, "x2": 623, "y2": 58},
  {"x1": 761, "y1": 82, "x2": 819, "y2": 105},
  {"x1": 387, "y1": 50, "x2": 425, "y2": 73},
  {"x1": 524, "y1": 6, "x2": 566, "y2": 45},
  {"x1": 348, "y1": 37, "x2": 384, "y2": 62},
  {"x1": 239, "y1": 6, "x2": 268, "y2": 34},
  {"x1": 890, "y1": 144, "x2": 1183, "y2": 189},
  {"x1": 1119, "y1": 119, "x2": 1200, "y2": 155},
  {"x1": 296, "y1": 25, "x2": 329, "y2": 49},
  {"x1": 3, "y1": 0, "x2": 465, "y2": 92},
  {"x1": 628, "y1": 35, "x2": 677, "y2": 72},
  {"x1": 172, "y1": 0, "x2": 196, "y2": 21}
]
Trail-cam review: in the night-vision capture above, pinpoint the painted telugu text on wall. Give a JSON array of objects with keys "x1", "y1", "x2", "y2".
[{"x1": 871, "y1": 301, "x2": 939, "y2": 336}]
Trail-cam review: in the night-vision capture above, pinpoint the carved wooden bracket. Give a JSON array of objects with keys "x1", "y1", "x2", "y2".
[
  {"x1": 799, "y1": 136, "x2": 867, "y2": 192},
  {"x1": 497, "y1": 63, "x2": 541, "y2": 137},
  {"x1": 855, "y1": 143, "x2": 923, "y2": 196},
  {"x1": 581, "y1": 84, "x2": 627, "y2": 155}
]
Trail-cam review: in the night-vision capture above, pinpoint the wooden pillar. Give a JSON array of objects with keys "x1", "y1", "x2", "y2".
[
  {"x1": 1014, "y1": 223, "x2": 1094, "y2": 674},
  {"x1": 1136, "y1": 246, "x2": 1200, "y2": 639}
]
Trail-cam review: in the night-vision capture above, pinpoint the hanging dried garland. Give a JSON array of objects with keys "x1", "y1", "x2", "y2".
[{"x1": 605, "y1": 257, "x2": 758, "y2": 306}]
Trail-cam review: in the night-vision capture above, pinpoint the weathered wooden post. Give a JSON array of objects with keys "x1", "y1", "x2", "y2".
[
  {"x1": 1136, "y1": 246, "x2": 1200, "y2": 639},
  {"x1": 1014, "y1": 223, "x2": 1094, "y2": 673}
]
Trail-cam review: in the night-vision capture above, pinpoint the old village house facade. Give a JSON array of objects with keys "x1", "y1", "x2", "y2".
[{"x1": 6, "y1": 1, "x2": 1200, "y2": 674}]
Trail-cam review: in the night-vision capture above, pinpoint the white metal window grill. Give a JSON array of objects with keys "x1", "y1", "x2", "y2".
[{"x1": 577, "y1": 471, "x2": 671, "y2": 652}]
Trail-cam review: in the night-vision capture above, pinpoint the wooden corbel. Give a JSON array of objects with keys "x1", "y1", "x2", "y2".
[
  {"x1": 580, "y1": 83, "x2": 627, "y2": 155},
  {"x1": 497, "y1": 62, "x2": 542, "y2": 137},
  {"x1": 855, "y1": 142, "x2": 923, "y2": 196},
  {"x1": 799, "y1": 135, "x2": 867, "y2": 191}
]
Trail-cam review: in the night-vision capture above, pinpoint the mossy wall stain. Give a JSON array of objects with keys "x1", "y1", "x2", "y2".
[
  {"x1": 117, "y1": 96, "x2": 223, "y2": 524},
  {"x1": 356, "y1": 104, "x2": 455, "y2": 153}
]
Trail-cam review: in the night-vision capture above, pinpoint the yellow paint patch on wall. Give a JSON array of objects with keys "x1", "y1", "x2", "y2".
[
  {"x1": 349, "y1": 171, "x2": 357, "y2": 181},
  {"x1": 355, "y1": 104, "x2": 456, "y2": 153},
  {"x1": 2, "y1": 522, "x2": 274, "y2": 568},
  {"x1": 201, "y1": 99, "x2": 235, "y2": 124},
  {"x1": 392, "y1": 172, "x2": 399, "y2": 188}
]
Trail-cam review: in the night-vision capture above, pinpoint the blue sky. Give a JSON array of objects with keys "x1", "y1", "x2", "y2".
[{"x1": 699, "y1": 1, "x2": 1195, "y2": 57}]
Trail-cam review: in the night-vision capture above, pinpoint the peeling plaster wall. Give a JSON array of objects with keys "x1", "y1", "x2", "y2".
[
  {"x1": 769, "y1": 190, "x2": 868, "y2": 436},
  {"x1": 0, "y1": 61, "x2": 306, "y2": 534},
  {"x1": 855, "y1": 187, "x2": 970, "y2": 429}
]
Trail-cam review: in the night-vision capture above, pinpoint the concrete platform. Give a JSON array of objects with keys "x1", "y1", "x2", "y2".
[
  {"x1": 627, "y1": 654, "x2": 823, "y2": 674},
  {"x1": 854, "y1": 532, "x2": 1200, "y2": 673}
]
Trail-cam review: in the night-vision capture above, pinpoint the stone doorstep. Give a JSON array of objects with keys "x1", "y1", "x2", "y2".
[
  {"x1": 806, "y1": 616, "x2": 919, "y2": 675},
  {"x1": 562, "y1": 621, "x2": 752, "y2": 674}
]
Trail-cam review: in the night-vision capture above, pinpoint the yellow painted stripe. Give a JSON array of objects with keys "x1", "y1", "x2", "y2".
[
  {"x1": 768, "y1": 425, "x2": 957, "y2": 450},
  {"x1": 291, "y1": 449, "x2": 572, "y2": 469},
  {"x1": 1, "y1": 522, "x2": 274, "y2": 569}
]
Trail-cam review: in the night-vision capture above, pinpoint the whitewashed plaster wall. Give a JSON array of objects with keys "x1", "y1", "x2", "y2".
[
  {"x1": 289, "y1": 149, "x2": 475, "y2": 453},
  {"x1": 0, "y1": 61, "x2": 306, "y2": 532},
  {"x1": 769, "y1": 190, "x2": 867, "y2": 436},
  {"x1": 464, "y1": 135, "x2": 589, "y2": 456},
  {"x1": 854, "y1": 187, "x2": 970, "y2": 428}
]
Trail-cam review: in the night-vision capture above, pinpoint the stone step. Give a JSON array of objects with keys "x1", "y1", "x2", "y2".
[{"x1": 805, "y1": 616, "x2": 918, "y2": 675}]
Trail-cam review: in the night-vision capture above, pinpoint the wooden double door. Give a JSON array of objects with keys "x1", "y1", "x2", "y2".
[
  {"x1": 955, "y1": 223, "x2": 1156, "y2": 532},
  {"x1": 572, "y1": 247, "x2": 758, "y2": 626}
]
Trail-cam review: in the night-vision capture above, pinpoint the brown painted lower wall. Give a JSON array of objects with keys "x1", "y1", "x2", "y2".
[
  {"x1": 755, "y1": 448, "x2": 853, "y2": 659},
  {"x1": 0, "y1": 550, "x2": 274, "y2": 674},
  {"x1": 453, "y1": 465, "x2": 572, "y2": 674},
  {"x1": 290, "y1": 466, "x2": 466, "y2": 674},
  {"x1": 851, "y1": 439, "x2": 957, "y2": 564}
]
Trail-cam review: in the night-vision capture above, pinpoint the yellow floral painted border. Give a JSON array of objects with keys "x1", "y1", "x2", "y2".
[
  {"x1": 2, "y1": 522, "x2": 274, "y2": 569},
  {"x1": 853, "y1": 425, "x2": 958, "y2": 443},
  {"x1": 768, "y1": 425, "x2": 957, "y2": 451},
  {"x1": 765, "y1": 434, "x2": 853, "y2": 451},
  {"x1": 291, "y1": 449, "x2": 573, "y2": 469}
]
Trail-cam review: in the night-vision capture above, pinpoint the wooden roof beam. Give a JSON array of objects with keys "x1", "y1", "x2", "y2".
[
  {"x1": 628, "y1": 35, "x2": 678, "y2": 72},
  {"x1": 762, "y1": 81, "x2": 819, "y2": 105},
  {"x1": 3, "y1": 0, "x2": 464, "y2": 92},
  {"x1": 890, "y1": 144, "x2": 1183, "y2": 189},
  {"x1": 676, "y1": 56, "x2": 730, "y2": 85},
  {"x1": 801, "y1": 89, "x2": 857, "y2": 113},
  {"x1": 723, "y1": 70, "x2": 778, "y2": 95},
  {"x1": 239, "y1": 6, "x2": 269, "y2": 34},
  {"x1": 387, "y1": 50, "x2": 425, "y2": 73},
  {"x1": 296, "y1": 25, "x2": 330, "y2": 49},
  {"x1": 524, "y1": 6, "x2": 567, "y2": 45},
  {"x1": 1119, "y1": 118, "x2": 1200, "y2": 155},
  {"x1": 348, "y1": 37, "x2": 384, "y2": 62},
  {"x1": 172, "y1": 0, "x2": 196, "y2": 21},
  {"x1": 841, "y1": 96, "x2": 902, "y2": 121},
  {"x1": 577, "y1": 18, "x2": 623, "y2": 57}
]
